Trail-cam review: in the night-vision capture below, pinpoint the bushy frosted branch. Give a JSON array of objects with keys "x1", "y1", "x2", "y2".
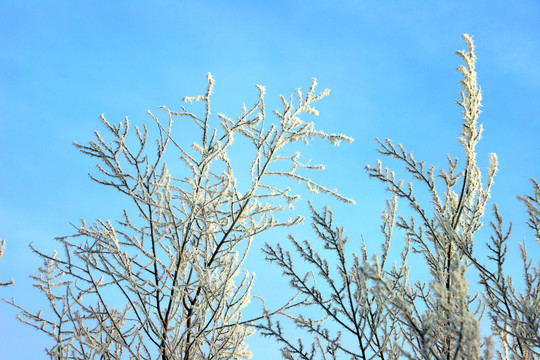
[
  {"x1": 5, "y1": 75, "x2": 352, "y2": 360},
  {"x1": 262, "y1": 34, "x2": 538, "y2": 360}
]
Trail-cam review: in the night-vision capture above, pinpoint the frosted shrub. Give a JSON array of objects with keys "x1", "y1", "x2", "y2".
[{"x1": 4, "y1": 34, "x2": 538, "y2": 360}]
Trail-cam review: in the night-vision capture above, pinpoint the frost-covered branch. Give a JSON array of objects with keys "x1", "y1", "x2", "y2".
[
  {"x1": 4, "y1": 74, "x2": 352, "y2": 360},
  {"x1": 262, "y1": 34, "x2": 539, "y2": 360},
  {"x1": 0, "y1": 239, "x2": 14, "y2": 286}
]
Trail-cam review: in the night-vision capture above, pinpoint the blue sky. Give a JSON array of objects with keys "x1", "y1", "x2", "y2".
[{"x1": 1, "y1": 1, "x2": 539, "y2": 358}]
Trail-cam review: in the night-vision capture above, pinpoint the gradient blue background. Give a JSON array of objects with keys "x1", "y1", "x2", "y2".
[{"x1": 1, "y1": 1, "x2": 539, "y2": 358}]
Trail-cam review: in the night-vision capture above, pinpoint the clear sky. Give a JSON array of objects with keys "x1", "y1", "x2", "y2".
[{"x1": 1, "y1": 1, "x2": 539, "y2": 358}]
